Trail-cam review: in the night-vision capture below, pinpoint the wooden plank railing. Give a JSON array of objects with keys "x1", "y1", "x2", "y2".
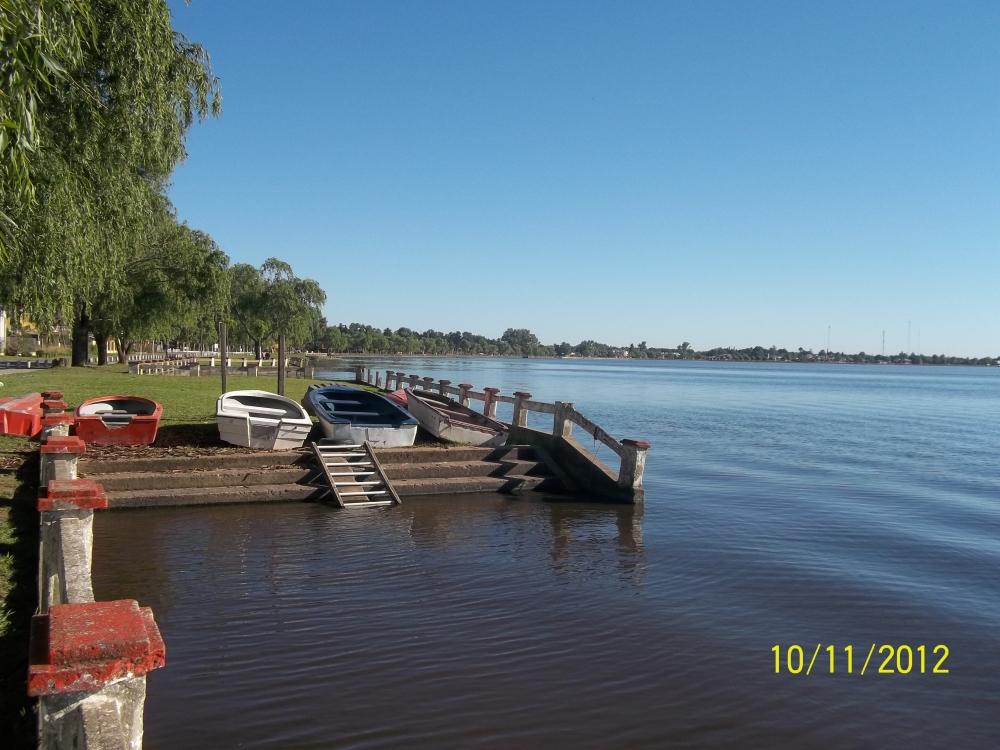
[{"x1": 355, "y1": 365, "x2": 649, "y2": 490}]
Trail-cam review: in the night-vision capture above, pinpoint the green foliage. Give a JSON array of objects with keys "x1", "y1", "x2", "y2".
[
  {"x1": 229, "y1": 259, "x2": 326, "y2": 358},
  {"x1": 0, "y1": 0, "x2": 221, "y2": 343}
]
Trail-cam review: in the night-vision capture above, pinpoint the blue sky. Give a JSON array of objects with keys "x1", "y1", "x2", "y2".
[{"x1": 166, "y1": 1, "x2": 999, "y2": 356}]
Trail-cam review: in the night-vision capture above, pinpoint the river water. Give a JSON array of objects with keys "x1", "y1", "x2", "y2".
[{"x1": 92, "y1": 359, "x2": 1000, "y2": 748}]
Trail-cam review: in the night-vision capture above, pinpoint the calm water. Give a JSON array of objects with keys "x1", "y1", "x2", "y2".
[{"x1": 93, "y1": 360, "x2": 1000, "y2": 748}]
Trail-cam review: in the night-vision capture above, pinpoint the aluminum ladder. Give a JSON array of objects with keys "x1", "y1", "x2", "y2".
[{"x1": 310, "y1": 441, "x2": 401, "y2": 508}]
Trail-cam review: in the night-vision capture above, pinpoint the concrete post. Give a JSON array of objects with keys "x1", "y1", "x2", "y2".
[
  {"x1": 408, "y1": 374, "x2": 420, "y2": 390},
  {"x1": 438, "y1": 379, "x2": 451, "y2": 395},
  {"x1": 511, "y1": 392, "x2": 532, "y2": 427},
  {"x1": 368, "y1": 369, "x2": 375, "y2": 386},
  {"x1": 458, "y1": 384, "x2": 473, "y2": 407},
  {"x1": 39, "y1": 392, "x2": 72, "y2": 439},
  {"x1": 30, "y1": 599, "x2": 165, "y2": 750},
  {"x1": 553, "y1": 401, "x2": 574, "y2": 438},
  {"x1": 385, "y1": 371, "x2": 395, "y2": 391},
  {"x1": 242, "y1": 358, "x2": 247, "y2": 368},
  {"x1": 375, "y1": 372, "x2": 383, "y2": 389},
  {"x1": 394, "y1": 373, "x2": 405, "y2": 391},
  {"x1": 355, "y1": 365, "x2": 365, "y2": 384},
  {"x1": 422, "y1": 376, "x2": 435, "y2": 392},
  {"x1": 0, "y1": 305, "x2": 6, "y2": 355},
  {"x1": 210, "y1": 356, "x2": 215, "y2": 367},
  {"x1": 39, "y1": 436, "x2": 86, "y2": 487},
  {"x1": 191, "y1": 364, "x2": 201, "y2": 378},
  {"x1": 38, "y1": 478, "x2": 107, "y2": 612},
  {"x1": 618, "y1": 439, "x2": 651, "y2": 489},
  {"x1": 483, "y1": 387, "x2": 500, "y2": 418}
]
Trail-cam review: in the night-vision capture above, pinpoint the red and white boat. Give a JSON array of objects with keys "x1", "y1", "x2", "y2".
[{"x1": 74, "y1": 396, "x2": 162, "y2": 446}]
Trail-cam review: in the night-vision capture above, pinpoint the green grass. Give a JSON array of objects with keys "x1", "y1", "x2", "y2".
[{"x1": 0, "y1": 363, "x2": 342, "y2": 425}]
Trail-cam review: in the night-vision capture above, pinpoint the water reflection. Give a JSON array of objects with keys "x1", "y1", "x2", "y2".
[{"x1": 547, "y1": 502, "x2": 645, "y2": 583}]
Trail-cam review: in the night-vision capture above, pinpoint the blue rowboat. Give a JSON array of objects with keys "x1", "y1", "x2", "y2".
[{"x1": 303, "y1": 384, "x2": 418, "y2": 447}]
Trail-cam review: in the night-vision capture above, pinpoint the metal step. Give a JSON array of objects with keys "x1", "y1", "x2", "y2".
[
  {"x1": 341, "y1": 500, "x2": 394, "y2": 507},
  {"x1": 311, "y1": 440, "x2": 401, "y2": 508},
  {"x1": 339, "y1": 489, "x2": 387, "y2": 497},
  {"x1": 333, "y1": 480, "x2": 382, "y2": 487}
]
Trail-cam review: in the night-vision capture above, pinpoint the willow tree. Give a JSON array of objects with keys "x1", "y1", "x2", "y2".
[
  {"x1": 0, "y1": 0, "x2": 220, "y2": 365},
  {"x1": 230, "y1": 259, "x2": 327, "y2": 360},
  {"x1": 87, "y1": 199, "x2": 230, "y2": 364}
]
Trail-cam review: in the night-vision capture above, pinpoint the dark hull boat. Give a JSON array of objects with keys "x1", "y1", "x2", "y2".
[{"x1": 304, "y1": 384, "x2": 418, "y2": 447}]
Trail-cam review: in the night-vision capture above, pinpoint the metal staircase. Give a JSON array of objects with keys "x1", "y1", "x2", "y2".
[{"x1": 310, "y1": 441, "x2": 402, "y2": 508}]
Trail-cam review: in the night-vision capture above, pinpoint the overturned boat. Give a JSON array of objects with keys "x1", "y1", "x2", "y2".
[
  {"x1": 405, "y1": 388, "x2": 508, "y2": 446},
  {"x1": 0, "y1": 392, "x2": 43, "y2": 437},
  {"x1": 304, "y1": 384, "x2": 418, "y2": 448},
  {"x1": 74, "y1": 396, "x2": 162, "y2": 446},
  {"x1": 217, "y1": 390, "x2": 313, "y2": 450}
]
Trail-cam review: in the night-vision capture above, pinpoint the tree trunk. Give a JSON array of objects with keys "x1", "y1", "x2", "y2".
[
  {"x1": 71, "y1": 302, "x2": 91, "y2": 367},
  {"x1": 255, "y1": 339, "x2": 263, "y2": 360},
  {"x1": 97, "y1": 335, "x2": 109, "y2": 366},
  {"x1": 116, "y1": 338, "x2": 134, "y2": 364}
]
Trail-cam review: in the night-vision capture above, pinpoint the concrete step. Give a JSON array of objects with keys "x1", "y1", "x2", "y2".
[
  {"x1": 106, "y1": 483, "x2": 324, "y2": 509},
  {"x1": 382, "y1": 459, "x2": 546, "y2": 481},
  {"x1": 375, "y1": 444, "x2": 537, "y2": 465},
  {"x1": 79, "y1": 450, "x2": 310, "y2": 475},
  {"x1": 88, "y1": 467, "x2": 313, "y2": 492},
  {"x1": 394, "y1": 474, "x2": 556, "y2": 497}
]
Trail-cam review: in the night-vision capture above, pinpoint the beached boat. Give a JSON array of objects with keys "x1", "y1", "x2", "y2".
[
  {"x1": 0, "y1": 392, "x2": 43, "y2": 437},
  {"x1": 74, "y1": 396, "x2": 162, "y2": 445},
  {"x1": 216, "y1": 390, "x2": 313, "y2": 450},
  {"x1": 405, "y1": 388, "x2": 509, "y2": 446},
  {"x1": 304, "y1": 384, "x2": 418, "y2": 447}
]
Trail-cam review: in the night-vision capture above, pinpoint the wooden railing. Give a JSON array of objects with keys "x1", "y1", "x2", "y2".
[{"x1": 354, "y1": 365, "x2": 650, "y2": 491}]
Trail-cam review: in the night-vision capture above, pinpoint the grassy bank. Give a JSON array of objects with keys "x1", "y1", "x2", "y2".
[{"x1": 0, "y1": 364, "x2": 328, "y2": 424}]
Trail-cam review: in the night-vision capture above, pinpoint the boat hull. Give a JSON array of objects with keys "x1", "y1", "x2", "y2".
[
  {"x1": 74, "y1": 396, "x2": 161, "y2": 446},
  {"x1": 216, "y1": 415, "x2": 313, "y2": 450},
  {"x1": 317, "y1": 420, "x2": 418, "y2": 448},
  {"x1": 0, "y1": 393, "x2": 42, "y2": 437},
  {"x1": 216, "y1": 390, "x2": 313, "y2": 450},
  {"x1": 405, "y1": 390, "x2": 508, "y2": 447},
  {"x1": 306, "y1": 384, "x2": 418, "y2": 448}
]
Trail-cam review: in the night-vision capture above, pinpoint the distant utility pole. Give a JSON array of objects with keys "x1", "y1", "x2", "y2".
[{"x1": 882, "y1": 331, "x2": 885, "y2": 356}]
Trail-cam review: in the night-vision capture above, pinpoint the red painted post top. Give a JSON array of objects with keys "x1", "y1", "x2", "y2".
[
  {"x1": 40, "y1": 436, "x2": 87, "y2": 455},
  {"x1": 28, "y1": 600, "x2": 165, "y2": 696},
  {"x1": 41, "y1": 399, "x2": 68, "y2": 412},
  {"x1": 622, "y1": 439, "x2": 651, "y2": 450},
  {"x1": 42, "y1": 391, "x2": 65, "y2": 400},
  {"x1": 439, "y1": 379, "x2": 451, "y2": 385},
  {"x1": 38, "y1": 479, "x2": 108, "y2": 511},
  {"x1": 483, "y1": 387, "x2": 500, "y2": 394},
  {"x1": 458, "y1": 383, "x2": 473, "y2": 390},
  {"x1": 513, "y1": 391, "x2": 532, "y2": 399}
]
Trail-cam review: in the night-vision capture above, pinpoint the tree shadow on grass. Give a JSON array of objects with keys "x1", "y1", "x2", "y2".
[{"x1": 0, "y1": 452, "x2": 38, "y2": 750}]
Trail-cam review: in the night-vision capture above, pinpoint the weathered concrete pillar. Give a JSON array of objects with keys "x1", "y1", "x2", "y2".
[
  {"x1": 355, "y1": 365, "x2": 365, "y2": 383},
  {"x1": 394, "y1": 372, "x2": 405, "y2": 390},
  {"x1": 511, "y1": 392, "x2": 532, "y2": 427},
  {"x1": 242, "y1": 357, "x2": 247, "y2": 368},
  {"x1": 408, "y1": 374, "x2": 420, "y2": 390},
  {"x1": 40, "y1": 415, "x2": 73, "y2": 439},
  {"x1": 30, "y1": 599, "x2": 165, "y2": 750},
  {"x1": 421, "y1": 376, "x2": 435, "y2": 392},
  {"x1": 437, "y1": 379, "x2": 451, "y2": 395},
  {"x1": 0, "y1": 305, "x2": 6, "y2": 356},
  {"x1": 385, "y1": 371, "x2": 395, "y2": 391},
  {"x1": 190, "y1": 364, "x2": 201, "y2": 378},
  {"x1": 458, "y1": 384, "x2": 473, "y2": 407},
  {"x1": 38, "y1": 478, "x2": 108, "y2": 612},
  {"x1": 618, "y1": 439, "x2": 651, "y2": 489},
  {"x1": 209, "y1": 356, "x2": 216, "y2": 367},
  {"x1": 483, "y1": 387, "x2": 500, "y2": 418},
  {"x1": 368, "y1": 369, "x2": 375, "y2": 386},
  {"x1": 553, "y1": 401, "x2": 574, "y2": 438},
  {"x1": 40, "y1": 436, "x2": 86, "y2": 487},
  {"x1": 375, "y1": 372, "x2": 383, "y2": 389}
]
